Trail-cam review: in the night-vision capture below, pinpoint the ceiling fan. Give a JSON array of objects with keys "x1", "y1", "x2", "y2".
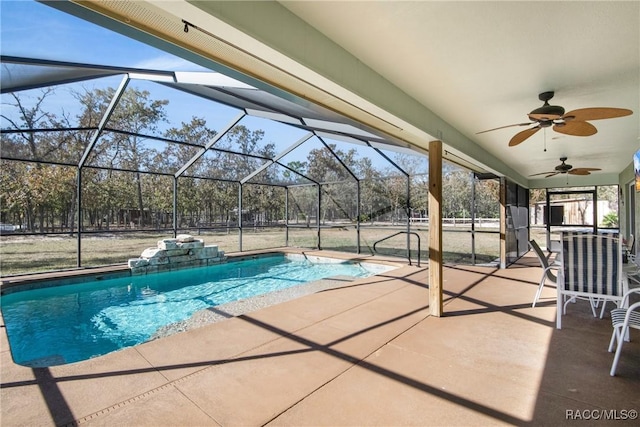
[
  {"x1": 529, "y1": 157, "x2": 601, "y2": 178},
  {"x1": 477, "y1": 91, "x2": 632, "y2": 147}
]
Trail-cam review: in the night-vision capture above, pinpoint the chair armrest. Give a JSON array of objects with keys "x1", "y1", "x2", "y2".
[
  {"x1": 620, "y1": 287, "x2": 640, "y2": 307},
  {"x1": 621, "y1": 300, "x2": 640, "y2": 327}
]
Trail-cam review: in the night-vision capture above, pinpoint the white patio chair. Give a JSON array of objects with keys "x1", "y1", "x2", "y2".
[
  {"x1": 529, "y1": 239, "x2": 558, "y2": 307},
  {"x1": 608, "y1": 288, "x2": 640, "y2": 376},
  {"x1": 623, "y1": 234, "x2": 640, "y2": 285},
  {"x1": 556, "y1": 232, "x2": 628, "y2": 329}
]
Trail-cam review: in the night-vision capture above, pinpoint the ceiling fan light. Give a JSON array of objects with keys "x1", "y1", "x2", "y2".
[
  {"x1": 528, "y1": 104, "x2": 566, "y2": 121},
  {"x1": 554, "y1": 157, "x2": 572, "y2": 172}
]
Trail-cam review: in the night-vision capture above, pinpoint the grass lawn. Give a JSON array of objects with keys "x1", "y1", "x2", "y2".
[{"x1": 0, "y1": 225, "x2": 547, "y2": 277}]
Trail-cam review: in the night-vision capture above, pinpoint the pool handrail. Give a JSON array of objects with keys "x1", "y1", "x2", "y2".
[{"x1": 372, "y1": 231, "x2": 421, "y2": 267}]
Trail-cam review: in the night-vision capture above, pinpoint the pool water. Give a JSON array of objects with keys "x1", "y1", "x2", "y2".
[{"x1": 1, "y1": 254, "x2": 392, "y2": 367}]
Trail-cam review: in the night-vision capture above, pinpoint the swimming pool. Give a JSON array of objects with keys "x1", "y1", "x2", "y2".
[{"x1": 0, "y1": 253, "x2": 394, "y2": 367}]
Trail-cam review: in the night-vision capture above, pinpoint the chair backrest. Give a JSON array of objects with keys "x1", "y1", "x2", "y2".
[
  {"x1": 623, "y1": 233, "x2": 635, "y2": 264},
  {"x1": 560, "y1": 232, "x2": 622, "y2": 296},
  {"x1": 529, "y1": 239, "x2": 556, "y2": 282}
]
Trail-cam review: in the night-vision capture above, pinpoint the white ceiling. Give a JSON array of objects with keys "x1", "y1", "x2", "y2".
[
  {"x1": 52, "y1": 0, "x2": 639, "y2": 188},
  {"x1": 278, "y1": 1, "x2": 639, "y2": 186}
]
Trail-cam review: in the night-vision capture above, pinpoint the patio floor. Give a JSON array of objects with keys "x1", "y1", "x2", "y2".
[{"x1": 1, "y1": 250, "x2": 639, "y2": 426}]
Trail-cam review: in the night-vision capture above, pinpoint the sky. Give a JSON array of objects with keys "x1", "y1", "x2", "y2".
[
  {"x1": 0, "y1": 0, "x2": 230, "y2": 131},
  {"x1": 0, "y1": 0, "x2": 427, "y2": 174},
  {"x1": 0, "y1": 0, "x2": 205, "y2": 71},
  {"x1": 0, "y1": 0, "x2": 313, "y2": 159}
]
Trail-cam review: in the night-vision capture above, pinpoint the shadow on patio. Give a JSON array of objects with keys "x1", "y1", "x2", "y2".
[{"x1": 1, "y1": 251, "x2": 638, "y2": 426}]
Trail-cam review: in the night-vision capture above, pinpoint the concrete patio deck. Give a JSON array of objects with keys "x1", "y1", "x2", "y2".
[{"x1": 1, "y1": 250, "x2": 639, "y2": 426}]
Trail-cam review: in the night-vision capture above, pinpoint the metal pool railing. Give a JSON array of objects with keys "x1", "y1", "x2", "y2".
[{"x1": 372, "y1": 231, "x2": 421, "y2": 267}]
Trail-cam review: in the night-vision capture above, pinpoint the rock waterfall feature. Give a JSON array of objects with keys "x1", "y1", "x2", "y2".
[{"x1": 128, "y1": 234, "x2": 226, "y2": 275}]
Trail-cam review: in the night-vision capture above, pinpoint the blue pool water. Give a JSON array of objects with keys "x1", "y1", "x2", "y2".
[{"x1": 1, "y1": 254, "x2": 391, "y2": 367}]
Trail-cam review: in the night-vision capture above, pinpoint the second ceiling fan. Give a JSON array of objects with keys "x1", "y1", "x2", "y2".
[
  {"x1": 529, "y1": 157, "x2": 601, "y2": 178},
  {"x1": 477, "y1": 91, "x2": 632, "y2": 147}
]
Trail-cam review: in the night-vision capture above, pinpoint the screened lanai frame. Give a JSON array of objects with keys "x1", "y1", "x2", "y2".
[{"x1": 2, "y1": 56, "x2": 451, "y2": 271}]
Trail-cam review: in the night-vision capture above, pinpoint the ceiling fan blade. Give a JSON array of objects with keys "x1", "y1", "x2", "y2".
[
  {"x1": 509, "y1": 126, "x2": 540, "y2": 146},
  {"x1": 553, "y1": 120, "x2": 597, "y2": 137},
  {"x1": 476, "y1": 122, "x2": 533, "y2": 134},
  {"x1": 564, "y1": 107, "x2": 632, "y2": 122},
  {"x1": 568, "y1": 169, "x2": 591, "y2": 176},
  {"x1": 545, "y1": 172, "x2": 560, "y2": 178},
  {"x1": 529, "y1": 171, "x2": 556, "y2": 177},
  {"x1": 569, "y1": 167, "x2": 601, "y2": 175}
]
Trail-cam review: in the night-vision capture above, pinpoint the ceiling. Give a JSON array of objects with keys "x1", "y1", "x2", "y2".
[
  {"x1": 278, "y1": 1, "x2": 640, "y2": 187},
  {"x1": 48, "y1": 1, "x2": 639, "y2": 188}
]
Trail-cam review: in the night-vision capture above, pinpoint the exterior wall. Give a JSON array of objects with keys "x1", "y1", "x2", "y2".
[{"x1": 531, "y1": 200, "x2": 612, "y2": 226}]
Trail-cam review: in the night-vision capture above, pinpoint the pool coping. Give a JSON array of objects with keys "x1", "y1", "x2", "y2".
[
  {"x1": 150, "y1": 274, "x2": 364, "y2": 340},
  {"x1": 0, "y1": 248, "x2": 404, "y2": 295},
  {"x1": 0, "y1": 248, "x2": 406, "y2": 295}
]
